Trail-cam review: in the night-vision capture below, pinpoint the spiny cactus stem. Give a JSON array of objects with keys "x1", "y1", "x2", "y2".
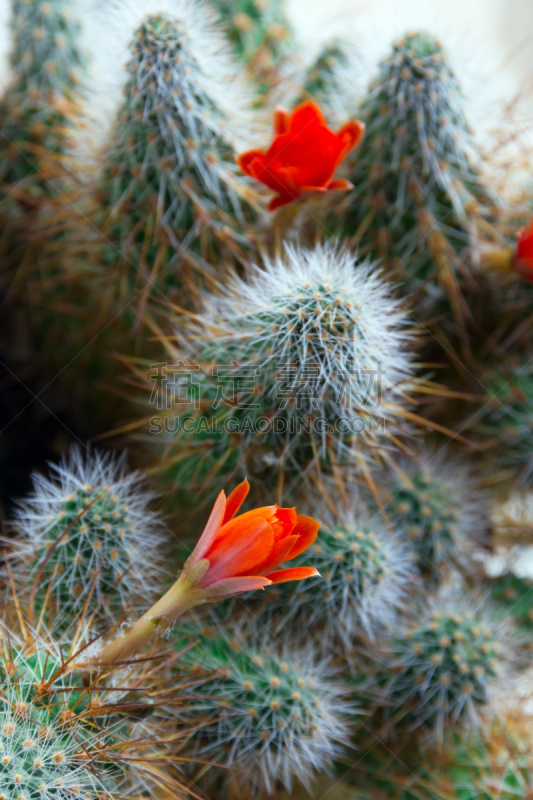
[
  {"x1": 98, "y1": 560, "x2": 209, "y2": 666},
  {"x1": 28, "y1": 495, "x2": 98, "y2": 621}
]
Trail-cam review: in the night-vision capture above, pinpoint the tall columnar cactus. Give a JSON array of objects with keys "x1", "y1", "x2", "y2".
[
  {"x1": 381, "y1": 450, "x2": 487, "y2": 581},
  {"x1": 478, "y1": 360, "x2": 533, "y2": 482},
  {"x1": 99, "y1": 1, "x2": 262, "y2": 304},
  {"x1": 297, "y1": 38, "x2": 358, "y2": 125},
  {"x1": 210, "y1": 0, "x2": 293, "y2": 91},
  {"x1": 384, "y1": 601, "x2": 507, "y2": 737},
  {"x1": 330, "y1": 31, "x2": 496, "y2": 326},
  {"x1": 146, "y1": 242, "x2": 419, "y2": 495},
  {"x1": 9, "y1": 448, "x2": 166, "y2": 629},
  {"x1": 176, "y1": 622, "x2": 354, "y2": 794},
  {"x1": 239, "y1": 499, "x2": 415, "y2": 642},
  {"x1": 0, "y1": 0, "x2": 85, "y2": 216}
]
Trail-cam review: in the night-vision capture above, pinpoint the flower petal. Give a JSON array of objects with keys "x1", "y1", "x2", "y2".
[
  {"x1": 204, "y1": 519, "x2": 274, "y2": 585},
  {"x1": 273, "y1": 106, "x2": 290, "y2": 135},
  {"x1": 336, "y1": 120, "x2": 365, "y2": 154},
  {"x1": 269, "y1": 193, "x2": 297, "y2": 211},
  {"x1": 223, "y1": 479, "x2": 250, "y2": 524},
  {"x1": 236, "y1": 149, "x2": 266, "y2": 177},
  {"x1": 285, "y1": 515, "x2": 320, "y2": 560},
  {"x1": 266, "y1": 567, "x2": 320, "y2": 584},
  {"x1": 203, "y1": 575, "x2": 272, "y2": 599},
  {"x1": 288, "y1": 100, "x2": 326, "y2": 133},
  {"x1": 326, "y1": 179, "x2": 354, "y2": 191},
  {"x1": 255, "y1": 534, "x2": 299, "y2": 576},
  {"x1": 187, "y1": 490, "x2": 226, "y2": 566}
]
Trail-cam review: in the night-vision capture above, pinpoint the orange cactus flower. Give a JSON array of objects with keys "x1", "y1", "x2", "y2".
[
  {"x1": 237, "y1": 100, "x2": 365, "y2": 211},
  {"x1": 515, "y1": 220, "x2": 533, "y2": 282},
  {"x1": 185, "y1": 479, "x2": 320, "y2": 598},
  {"x1": 97, "y1": 480, "x2": 320, "y2": 666}
]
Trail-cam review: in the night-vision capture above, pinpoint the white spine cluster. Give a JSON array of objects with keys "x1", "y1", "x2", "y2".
[
  {"x1": 10, "y1": 448, "x2": 167, "y2": 626},
  {"x1": 179, "y1": 625, "x2": 354, "y2": 794},
  {"x1": 187, "y1": 242, "x2": 416, "y2": 458},
  {"x1": 81, "y1": 0, "x2": 261, "y2": 160}
]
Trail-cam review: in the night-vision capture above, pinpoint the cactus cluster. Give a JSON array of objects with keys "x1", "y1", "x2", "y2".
[
  {"x1": 329, "y1": 31, "x2": 496, "y2": 324},
  {"x1": 147, "y1": 242, "x2": 418, "y2": 492},
  {"x1": 177, "y1": 622, "x2": 353, "y2": 793},
  {"x1": 385, "y1": 603, "x2": 505, "y2": 736},
  {"x1": 382, "y1": 451, "x2": 486, "y2": 581},
  {"x1": 3, "y1": 1, "x2": 533, "y2": 798},
  {"x1": 10, "y1": 448, "x2": 166, "y2": 629},
  {"x1": 97, "y1": 1, "x2": 261, "y2": 305}
]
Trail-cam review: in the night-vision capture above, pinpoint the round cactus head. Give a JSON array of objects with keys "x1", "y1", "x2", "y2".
[
  {"x1": 148, "y1": 242, "x2": 417, "y2": 491},
  {"x1": 176, "y1": 623, "x2": 354, "y2": 793},
  {"x1": 11, "y1": 448, "x2": 166, "y2": 630},
  {"x1": 384, "y1": 450, "x2": 487, "y2": 581},
  {"x1": 0, "y1": 636, "x2": 121, "y2": 799},
  {"x1": 242, "y1": 498, "x2": 415, "y2": 643},
  {"x1": 387, "y1": 600, "x2": 508, "y2": 736}
]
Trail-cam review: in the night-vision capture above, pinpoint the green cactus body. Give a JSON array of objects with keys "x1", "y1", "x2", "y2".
[
  {"x1": 479, "y1": 363, "x2": 533, "y2": 481},
  {"x1": 0, "y1": 0, "x2": 85, "y2": 213},
  {"x1": 490, "y1": 574, "x2": 533, "y2": 630},
  {"x1": 331, "y1": 31, "x2": 495, "y2": 322},
  {"x1": 0, "y1": 643, "x2": 121, "y2": 799},
  {"x1": 387, "y1": 607, "x2": 502, "y2": 734},
  {"x1": 11, "y1": 449, "x2": 166, "y2": 629},
  {"x1": 211, "y1": 0, "x2": 292, "y2": 87},
  {"x1": 175, "y1": 623, "x2": 353, "y2": 793},
  {"x1": 100, "y1": 10, "x2": 261, "y2": 304},
  {"x1": 382, "y1": 452, "x2": 486, "y2": 582},
  {"x1": 390, "y1": 470, "x2": 460, "y2": 578},
  {"x1": 146, "y1": 243, "x2": 416, "y2": 494},
  {"x1": 296, "y1": 39, "x2": 357, "y2": 125}
]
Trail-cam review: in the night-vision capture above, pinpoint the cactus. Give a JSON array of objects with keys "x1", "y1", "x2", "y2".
[
  {"x1": 329, "y1": 31, "x2": 497, "y2": 326},
  {"x1": 210, "y1": 0, "x2": 293, "y2": 92},
  {"x1": 478, "y1": 360, "x2": 533, "y2": 482},
  {"x1": 98, "y1": 1, "x2": 262, "y2": 305},
  {"x1": 0, "y1": 648, "x2": 118, "y2": 798},
  {"x1": 235, "y1": 499, "x2": 415, "y2": 642},
  {"x1": 9, "y1": 448, "x2": 166, "y2": 629},
  {"x1": 176, "y1": 621, "x2": 354, "y2": 794},
  {"x1": 146, "y1": 242, "x2": 418, "y2": 495},
  {"x1": 297, "y1": 38, "x2": 359, "y2": 125},
  {"x1": 384, "y1": 601, "x2": 507, "y2": 737},
  {"x1": 0, "y1": 0, "x2": 85, "y2": 218},
  {"x1": 381, "y1": 450, "x2": 487, "y2": 582},
  {"x1": 0, "y1": 621, "x2": 192, "y2": 800}
]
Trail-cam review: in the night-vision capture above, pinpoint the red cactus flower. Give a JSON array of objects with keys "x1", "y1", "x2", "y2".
[
  {"x1": 515, "y1": 220, "x2": 533, "y2": 283},
  {"x1": 237, "y1": 101, "x2": 364, "y2": 211},
  {"x1": 185, "y1": 479, "x2": 320, "y2": 598}
]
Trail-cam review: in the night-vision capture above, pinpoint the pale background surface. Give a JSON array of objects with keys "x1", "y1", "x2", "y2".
[{"x1": 287, "y1": 0, "x2": 533, "y2": 150}]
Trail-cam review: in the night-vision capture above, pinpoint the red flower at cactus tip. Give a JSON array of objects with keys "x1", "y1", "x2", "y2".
[
  {"x1": 237, "y1": 101, "x2": 365, "y2": 211},
  {"x1": 516, "y1": 220, "x2": 533, "y2": 282},
  {"x1": 185, "y1": 479, "x2": 320, "y2": 599}
]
